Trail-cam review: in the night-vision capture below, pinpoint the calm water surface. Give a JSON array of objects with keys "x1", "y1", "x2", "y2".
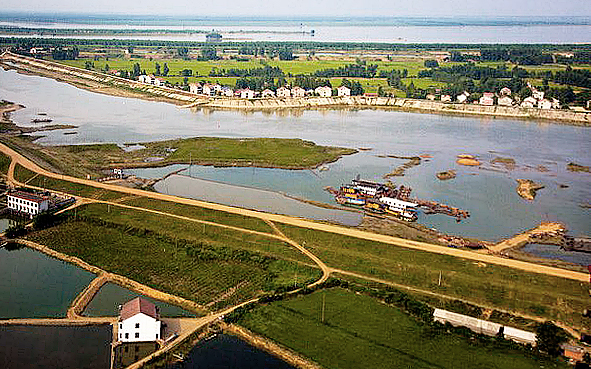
[
  {"x1": 172, "y1": 334, "x2": 295, "y2": 369},
  {"x1": 1, "y1": 67, "x2": 590, "y2": 243},
  {"x1": 0, "y1": 247, "x2": 95, "y2": 318},
  {"x1": 84, "y1": 282, "x2": 195, "y2": 317},
  {"x1": 0, "y1": 325, "x2": 111, "y2": 369}
]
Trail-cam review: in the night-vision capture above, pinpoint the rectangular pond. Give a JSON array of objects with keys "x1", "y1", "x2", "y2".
[{"x1": 0, "y1": 246, "x2": 95, "y2": 319}]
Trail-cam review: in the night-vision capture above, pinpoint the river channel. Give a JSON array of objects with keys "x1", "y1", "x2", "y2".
[{"x1": 1, "y1": 68, "x2": 591, "y2": 240}]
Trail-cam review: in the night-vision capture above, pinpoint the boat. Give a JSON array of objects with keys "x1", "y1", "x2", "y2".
[
  {"x1": 379, "y1": 196, "x2": 419, "y2": 221},
  {"x1": 31, "y1": 118, "x2": 52, "y2": 123}
]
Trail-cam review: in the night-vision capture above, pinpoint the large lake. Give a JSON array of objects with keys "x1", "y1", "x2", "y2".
[
  {"x1": 0, "y1": 15, "x2": 590, "y2": 43},
  {"x1": 1, "y1": 67, "x2": 590, "y2": 244}
]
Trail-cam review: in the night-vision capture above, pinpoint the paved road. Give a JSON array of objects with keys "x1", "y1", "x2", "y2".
[{"x1": 1, "y1": 142, "x2": 589, "y2": 283}]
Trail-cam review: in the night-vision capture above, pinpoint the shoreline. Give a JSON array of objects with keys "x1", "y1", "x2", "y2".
[{"x1": 2, "y1": 51, "x2": 591, "y2": 126}]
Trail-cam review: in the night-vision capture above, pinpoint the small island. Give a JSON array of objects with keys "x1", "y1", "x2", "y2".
[
  {"x1": 436, "y1": 170, "x2": 456, "y2": 180},
  {"x1": 567, "y1": 162, "x2": 590, "y2": 173},
  {"x1": 516, "y1": 179, "x2": 545, "y2": 200},
  {"x1": 456, "y1": 154, "x2": 481, "y2": 166}
]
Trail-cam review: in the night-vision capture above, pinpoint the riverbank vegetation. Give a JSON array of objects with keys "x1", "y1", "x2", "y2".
[
  {"x1": 235, "y1": 287, "x2": 568, "y2": 369},
  {"x1": 25, "y1": 203, "x2": 321, "y2": 309}
]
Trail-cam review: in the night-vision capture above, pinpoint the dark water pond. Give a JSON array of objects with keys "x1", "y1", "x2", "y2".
[
  {"x1": 0, "y1": 324, "x2": 112, "y2": 369},
  {"x1": 172, "y1": 334, "x2": 295, "y2": 369}
]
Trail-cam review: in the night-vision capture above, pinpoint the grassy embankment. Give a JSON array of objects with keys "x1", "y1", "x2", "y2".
[
  {"x1": 25, "y1": 203, "x2": 321, "y2": 309},
  {"x1": 237, "y1": 288, "x2": 568, "y2": 369},
  {"x1": 277, "y1": 224, "x2": 591, "y2": 331}
]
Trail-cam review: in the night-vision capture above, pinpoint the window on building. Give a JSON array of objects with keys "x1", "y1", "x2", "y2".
[
  {"x1": 125, "y1": 333, "x2": 129, "y2": 339},
  {"x1": 156, "y1": 334, "x2": 159, "y2": 339},
  {"x1": 119, "y1": 323, "x2": 122, "y2": 329},
  {"x1": 135, "y1": 323, "x2": 140, "y2": 328},
  {"x1": 135, "y1": 332, "x2": 140, "y2": 338}
]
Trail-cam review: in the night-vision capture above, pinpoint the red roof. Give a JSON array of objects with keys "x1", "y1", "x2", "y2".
[
  {"x1": 9, "y1": 191, "x2": 46, "y2": 203},
  {"x1": 120, "y1": 297, "x2": 159, "y2": 321}
]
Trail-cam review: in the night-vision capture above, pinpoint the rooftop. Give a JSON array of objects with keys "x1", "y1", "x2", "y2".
[
  {"x1": 120, "y1": 297, "x2": 159, "y2": 321},
  {"x1": 9, "y1": 191, "x2": 46, "y2": 203}
]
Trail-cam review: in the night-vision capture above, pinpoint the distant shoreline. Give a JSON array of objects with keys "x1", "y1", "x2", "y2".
[{"x1": 1, "y1": 51, "x2": 590, "y2": 126}]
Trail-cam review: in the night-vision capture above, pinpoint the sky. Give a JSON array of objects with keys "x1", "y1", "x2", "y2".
[{"x1": 3, "y1": 0, "x2": 591, "y2": 18}]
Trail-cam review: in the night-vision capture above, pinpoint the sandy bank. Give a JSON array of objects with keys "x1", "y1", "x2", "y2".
[{"x1": 516, "y1": 179, "x2": 545, "y2": 200}]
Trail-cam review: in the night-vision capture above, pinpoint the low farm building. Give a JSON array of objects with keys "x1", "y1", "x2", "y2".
[
  {"x1": 433, "y1": 309, "x2": 537, "y2": 346},
  {"x1": 118, "y1": 297, "x2": 161, "y2": 343},
  {"x1": 7, "y1": 191, "x2": 49, "y2": 217}
]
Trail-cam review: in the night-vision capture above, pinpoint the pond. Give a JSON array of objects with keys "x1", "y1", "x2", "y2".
[
  {"x1": 172, "y1": 334, "x2": 295, "y2": 369},
  {"x1": 0, "y1": 247, "x2": 95, "y2": 319},
  {"x1": 84, "y1": 282, "x2": 195, "y2": 317},
  {"x1": 0, "y1": 324, "x2": 112, "y2": 369}
]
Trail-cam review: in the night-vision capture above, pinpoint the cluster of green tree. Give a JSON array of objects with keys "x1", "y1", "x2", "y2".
[
  {"x1": 5, "y1": 36, "x2": 590, "y2": 53},
  {"x1": 313, "y1": 60, "x2": 378, "y2": 78},
  {"x1": 340, "y1": 78, "x2": 365, "y2": 95},
  {"x1": 480, "y1": 48, "x2": 554, "y2": 65},
  {"x1": 555, "y1": 51, "x2": 591, "y2": 64},
  {"x1": 418, "y1": 63, "x2": 520, "y2": 81},
  {"x1": 51, "y1": 46, "x2": 79, "y2": 60},
  {"x1": 195, "y1": 47, "x2": 219, "y2": 61},
  {"x1": 554, "y1": 67, "x2": 591, "y2": 88},
  {"x1": 153, "y1": 62, "x2": 169, "y2": 76},
  {"x1": 238, "y1": 45, "x2": 268, "y2": 57},
  {"x1": 209, "y1": 65, "x2": 284, "y2": 78},
  {"x1": 234, "y1": 76, "x2": 279, "y2": 91},
  {"x1": 293, "y1": 75, "x2": 332, "y2": 90},
  {"x1": 378, "y1": 69, "x2": 408, "y2": 89}
]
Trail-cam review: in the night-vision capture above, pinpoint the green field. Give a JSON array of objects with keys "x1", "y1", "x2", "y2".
[
  {"x1": 140, "y1": 137, "x2": 357, "y2": 169},
  {"x1": 14, "y1": 164, "x2": 128, "y2": 201},
  {"x1": 277, "y1": 224, "x2": 591, "y2": 330},
  {"x1": 25, "y1": 203, "x2": 321, "y2": 308},
  {"x1": 0, "y1": 152, "x2": 11, "y2": 174},
  {"x1": 238, "y1": 288, "x2": 567, "y2": 369}
]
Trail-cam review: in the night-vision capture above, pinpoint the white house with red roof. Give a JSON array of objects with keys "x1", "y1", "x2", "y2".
[{"x1": 118, "y1": 297, "x2": 161, "y2": 342}]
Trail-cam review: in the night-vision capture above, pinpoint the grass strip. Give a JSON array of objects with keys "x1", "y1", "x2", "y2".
[{"x1": 238, "y1": 288, "x2": 568, "y2": 369}]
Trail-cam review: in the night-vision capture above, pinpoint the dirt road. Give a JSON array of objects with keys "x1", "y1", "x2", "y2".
[{"x1": 2, "y1": 142, "x2": 589, "y2": 283}]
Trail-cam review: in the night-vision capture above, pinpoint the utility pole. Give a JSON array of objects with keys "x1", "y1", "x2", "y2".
[
  {"x1": 438, "y1": 271, "x2": 442, "y2": 287},
  {"x1": 321, "y1": 293, "x2": 326, "y2": 323}
]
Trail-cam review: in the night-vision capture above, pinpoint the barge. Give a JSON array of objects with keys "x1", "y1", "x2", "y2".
[{"x1": 327, "y1": 176, "x2": 469, "y2": 222}]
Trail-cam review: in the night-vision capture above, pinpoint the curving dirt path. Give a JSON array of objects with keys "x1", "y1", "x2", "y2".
[{"x1": 1, "y1": 142, "x2": 589, "y2": 283}]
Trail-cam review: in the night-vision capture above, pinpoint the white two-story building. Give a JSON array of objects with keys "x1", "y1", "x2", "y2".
[
  {"x1": 118, "y1": 297, "x2": 161, "y2": 343},
  {"x1": 7, "y1": 191, "x2": 49, "y2": 217}
]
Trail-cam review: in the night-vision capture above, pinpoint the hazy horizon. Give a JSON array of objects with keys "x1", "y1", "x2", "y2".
[{"x1": 2, "y1": 0, "x2": 591, "y2": 18}]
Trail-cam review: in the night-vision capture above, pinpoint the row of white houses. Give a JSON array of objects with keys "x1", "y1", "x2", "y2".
[
  {"x1": 188, "y1": 83, "x2": 352, "y2": 99},
  {"x1": 427, "y1": 86, "x2": 561, "y2": 110}
]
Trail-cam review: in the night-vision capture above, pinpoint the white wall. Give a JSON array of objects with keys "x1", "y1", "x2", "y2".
[{"x1": 119, "y1": 313, "x2": 161, "y2": 342}]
